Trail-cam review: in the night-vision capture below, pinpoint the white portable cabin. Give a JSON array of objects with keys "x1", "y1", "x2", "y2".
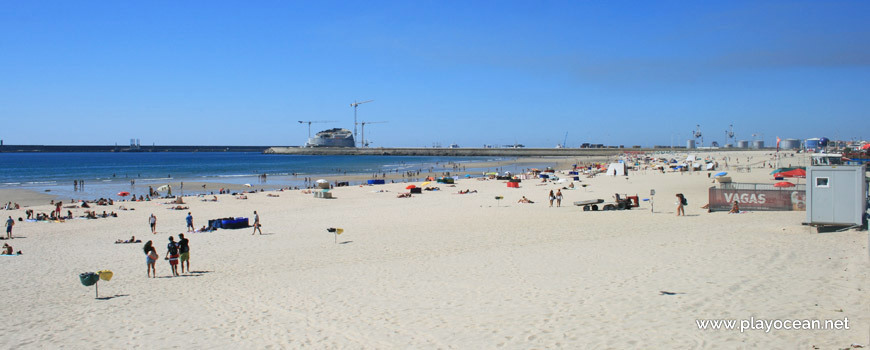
[
  {"x1": 606, "y1": 163, "x2": 627, "y2": 176},
  {"x1": 805, "y1": 164, "x2": 868, "y2": 228}
]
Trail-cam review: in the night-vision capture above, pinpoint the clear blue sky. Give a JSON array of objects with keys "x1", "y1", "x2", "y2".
[{"x1": 1, "y1": 1, "x2": 868, "y2": 147}]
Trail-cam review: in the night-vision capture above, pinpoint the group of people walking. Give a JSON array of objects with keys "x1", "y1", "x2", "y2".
[
  {"x1": 143, "y1": 234, "x2": 190, "y2": 278},
  {"x1": 142, "y1": 210, "x2": 261, "y2": 277}
]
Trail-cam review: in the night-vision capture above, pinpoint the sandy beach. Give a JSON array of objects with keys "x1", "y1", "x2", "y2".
[{"x1": 0, "y1": 150, "x2": 866, "y2": 348}]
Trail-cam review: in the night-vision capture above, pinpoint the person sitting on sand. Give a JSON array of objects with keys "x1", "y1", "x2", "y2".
[
  {"x1": 729, "y1": 201, "x2": 740, "y2": 214},
  {"x1": 2, "y1": 243, "x2": 20, "y2": 255},
  {"x1": 568, "y1": 182, "x2": 575, "y2": 189},
  {"x1": 518, "y1": 196, "x2": 534, "y2": 204}
]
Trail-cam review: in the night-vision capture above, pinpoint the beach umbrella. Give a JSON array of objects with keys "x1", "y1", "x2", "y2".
[
  {"x1": 774, "y1": 181, "x2": 795, "y2": 188},
  {"x1": 774, "y1": 168, "x2": 806, "y2": 178},
  {"x1": 714, "y1": 172, "x2": 727, "y2": 177},
  {"x1": 117, "y1": 191, "x2": 130, "y2": 197},
  {"x1": 464, "y1": 174, "x2": 471, "y2": 178},
  {"x1": 861, "y1": 144, "x2": 870, "y2": 150},
  {"x1": 405, "y1": 185, "x2": 416, "y2": 189}
]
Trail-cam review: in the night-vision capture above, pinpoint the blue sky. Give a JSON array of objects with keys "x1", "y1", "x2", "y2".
[{"x1": 1, "y1": 1, "x2": 868, "y2": 147}]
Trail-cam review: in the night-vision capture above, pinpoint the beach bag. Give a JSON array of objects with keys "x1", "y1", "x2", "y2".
[
  {"x1": 79, "y1": 272, "x2": 99, "y2": 286},
  {"x1": 681, "y1": 197, "x2": 688, "y2": 206}
]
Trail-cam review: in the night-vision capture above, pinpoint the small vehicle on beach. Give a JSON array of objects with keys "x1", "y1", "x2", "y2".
[{"x1": 574, "y1": 195, "x2": 639, "y2": 211}]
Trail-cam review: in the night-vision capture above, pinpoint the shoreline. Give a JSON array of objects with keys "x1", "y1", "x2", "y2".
[{"x1": 0, "y1": 156, "x2": 580, "y2": 205}]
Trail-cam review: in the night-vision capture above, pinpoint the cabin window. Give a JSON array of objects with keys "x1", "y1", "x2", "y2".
[{"x1": 815, "y1": 177, "x2": 829, "y2": 188}]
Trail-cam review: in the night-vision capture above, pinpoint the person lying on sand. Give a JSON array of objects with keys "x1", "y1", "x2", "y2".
[
  {"x1": 397, "y1": 193, "x2": 412, "y2": 198},
  {"x1": 236, "y1": 195, "x2": 248, "y2": 200},
  {"x1": 518, "y1": 196, "x2": 534, "y2": 204},
  {"x1": 171, "y1": 206, "x2": 189, "y2": 210},
  {"x1": 266, "y1": 194, "x2": 279, "y2": 197},
  {"x1": 116, "y1": 236, "x2": 142, "y2": 244}
]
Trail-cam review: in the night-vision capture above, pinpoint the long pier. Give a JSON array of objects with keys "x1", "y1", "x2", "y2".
[
  {"x1": 0, "y1": 145, "x2": 273, "y2": 153},
  {"x1": 264, "y1": 147, "x2": 692, "y2": 157}
]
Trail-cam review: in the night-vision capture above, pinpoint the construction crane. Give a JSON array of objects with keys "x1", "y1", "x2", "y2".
[
  {"x1": 297, "y1": 120, "x2": 336, "y2": 138},
  {"x1": 725, "y1": 124, "x2": 735, "y2": 146},
  {"x1": 692, "y1": 124, "x2": 703, "y2": 147},
  {"x1": 350, "y1": 100, "x2": 374, "y2": 147},
  {"x1": 360, "y1": 121, "x2": 387, "y2": 148}
]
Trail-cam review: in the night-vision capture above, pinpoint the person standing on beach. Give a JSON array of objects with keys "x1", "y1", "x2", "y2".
[
  {"x1": 252, "y1": 210, "x2": 262, "y2": 235},
  {"x1": 676, "y1": 194, "x2": 686, "y2": 216},
  {"x1": 178, "y1": 233, "x2": 190, "y2": 274},
  {"x1": 149, "y1": 214, "x2": 157, "y2": 234},
  {"x1": 186, "y1": 212, "x2": 194, "y2": 232},
  {"x1": 5, "y1": 216, "x2": 14, "y2": 239},
  {"x1": 166, "y1": 236, "x2": 180, "y2": 276},
  {"x1": 555, "y1": 189, "x2": 563, "y2": 207},
  {"x1": 143, "y1": 241, "x2": 158, "y2": 278},
  {"x1": 548, "y1": 190, "x2": 555, "y2": 207}
]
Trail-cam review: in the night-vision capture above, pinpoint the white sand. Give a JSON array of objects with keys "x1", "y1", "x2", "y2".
[{"x1": 0, "y1": 151, "x2": 867, "y2": 348}]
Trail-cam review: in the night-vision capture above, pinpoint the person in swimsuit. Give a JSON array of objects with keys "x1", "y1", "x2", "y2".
[
  {"x1": 143, "y1": 241, "x2": 158, "y2": 278},
  {"x1": 555, "y1": 189, "x2": 563, "y2": 207},
  {"x1": 6, "y1": 216, "x2": 14, "y2": 239},
  {"x1": 149, "y1": 214, "x2": 157, "y2": 234},
  {"x1": 676, "y1": 193, "x2": 686, "y2": 216},
  {"x1": 252, "y1": 210, "x2": 262, "y2": 235},
  {"x1": 548, "y1": 190, "x2": 555, "y2": 207},
  {"x1": 166, "y1": 236, "x2": 180, "y2": 276},
  {"x1": 178, "y1": 233, "x2": 190, "y2": 274},
  {"x1": 185, "y1": 212, "x2": 194, "y2": 232}
]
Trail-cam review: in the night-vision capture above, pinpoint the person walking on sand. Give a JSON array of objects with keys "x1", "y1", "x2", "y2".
[
  {"x1": 555, "y1": 189, "x2": 563, "y2": 207},
  {"x1": 165, "y1": 236, "x2": 180, "y2": 276},
  {"x1": 6, "y1": 216, "x2": 14, "y2": 239},
  {"x1": 178, "y1": 233, "x2": 190, "y2": 274},
  {"x1": 548, "y1": 190, "x2": 555, "y2": 207},
  {"x1": 252, "y1": 210, "x2": 262, "y2": 235},
  {"x1": 185, "y1": 212, "x2": 194, "y2": 232},
  {"x1": 143, "y1": 241, "x2": 158, "y2": 278},
  {"x1": 676, "y1": 193, "x2": 686, "y2": 216},
  {"x1": 149, "y1": 214, "x2": 157, "y2": 234}
]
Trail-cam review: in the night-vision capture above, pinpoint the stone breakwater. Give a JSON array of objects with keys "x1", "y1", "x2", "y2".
[{"x1": 264, "y1": 147, "x2": 703, "y2": 156}]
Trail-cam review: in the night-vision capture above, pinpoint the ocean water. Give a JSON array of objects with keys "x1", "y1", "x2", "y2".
[{"x1": 0, "y1": 152, "x2": 545, "y2": 200}]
